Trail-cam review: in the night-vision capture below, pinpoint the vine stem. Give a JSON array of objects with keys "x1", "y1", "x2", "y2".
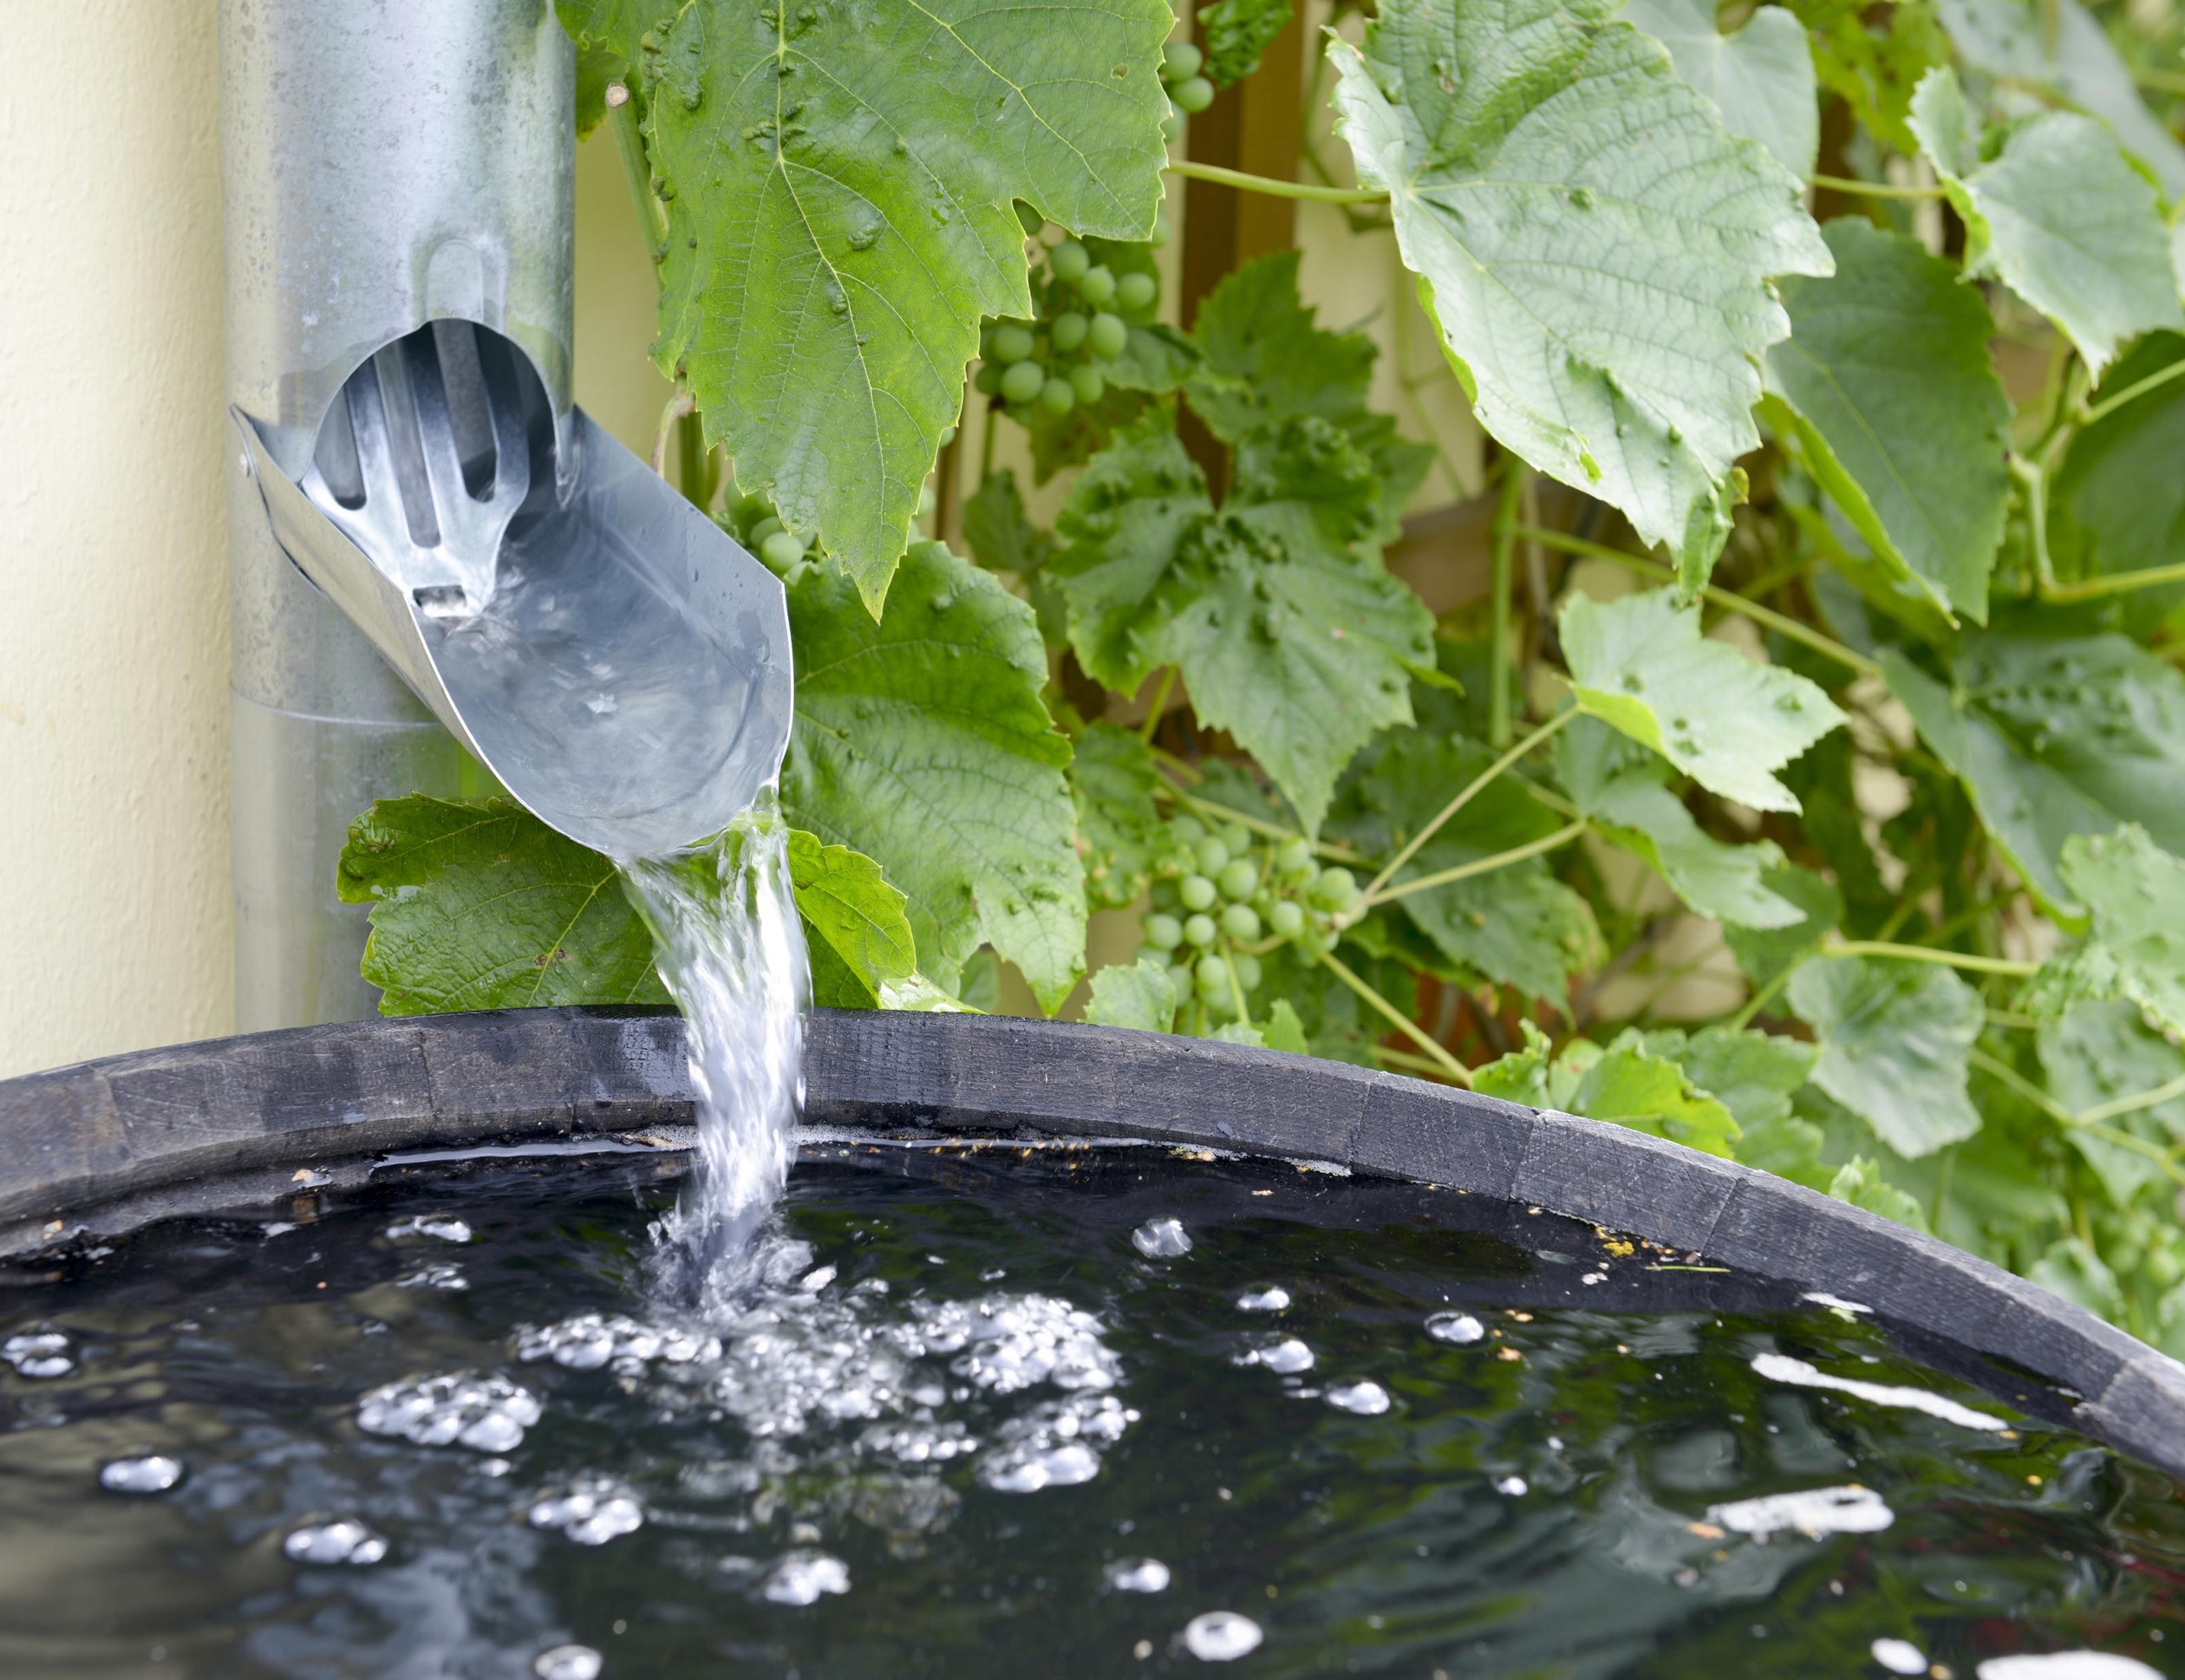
[
  {"x1": 1166, "y1": 159, "x2": 1388, "y2": 205},
  {"x1": 1348, "y1": 711, "x2": 1575, "y2": 916},
  {"x1": 2078, "y1": 357, "x2": 2185, "y2": 426},
  {"x1": 1726, "y1": 955, "x2": 1803, "y2": 1030},
  {"x1": 1162, "y1": 784, "x2": 1363, "y2": 863},
  {"x1": 2040, "y1": 559, "x2": 2185, "y2": 603},
  {"x1": 651, "y1": 384, "x2": 695, "y2": 477},
  {"x1": 1516, "y1": 525, "x2": 1884, "y2": 680},
  {"x1": 1810, "y1": 173, "x2": 1947, "y2": 200},
  {"x1": 1969, "y1": 1050, "x2": 2185, "y2": 1189},
  {"x1": 1138, "y1": 667, "x2": 1177, "y2": 744},
  {"x1": 606, "y1": 85, "x2": 669, "y2": 251},
  {"x1": 1823, "y1": 941, "x2": 2039, "y2": 978},
  {"x1": 1357, "y1": 821, "x2": 1588, "y2": 911},
  {"x1": 2080, "y1": 1069, "x2": 2185, "y2": 1127},
  {"x1": 1489, "y1": 464, "x2": 1522, "y2": 749},
  {"x1": 1318, "y1": 950, "x2": 1473, "y2": 1085}
]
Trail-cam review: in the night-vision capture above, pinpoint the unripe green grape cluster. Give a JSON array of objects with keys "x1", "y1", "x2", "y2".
[
  {"x1": 974, "y1": 231, "x2": 1166, "y2": 420},
  {"x1": 1158, "y1": 41, "x2": 1214, "y2": 141},
  {"x1": 1135, "y1": 809, "x2": 1360, "y2": 1026},
  {"x1": 722, "y1": 470, "x2": 940, "y2": 570}
]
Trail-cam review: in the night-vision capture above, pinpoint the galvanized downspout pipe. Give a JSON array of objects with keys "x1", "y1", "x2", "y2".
[{"x1": 218, "y1": 0, "x2": 575, "y2": 1029}]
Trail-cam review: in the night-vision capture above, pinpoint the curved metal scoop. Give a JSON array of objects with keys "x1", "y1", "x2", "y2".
[{"x1": 234, "y1": 321, "x2": 792, "y2": 862}]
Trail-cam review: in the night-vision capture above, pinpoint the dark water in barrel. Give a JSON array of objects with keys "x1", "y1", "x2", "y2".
[{"x1": 1, "y1": 1140, "x2": 2179, "y2": 1679}]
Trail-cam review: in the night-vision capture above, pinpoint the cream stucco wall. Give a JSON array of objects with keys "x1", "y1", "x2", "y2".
[
  {"x1": 0, "y1": 3, "x2": 672, "y2": 1079},
  {"x1": 0, "y1": 1, "x2": 232, "y2": 1079}
]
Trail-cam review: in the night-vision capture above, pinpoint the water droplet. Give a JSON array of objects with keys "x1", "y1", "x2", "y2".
[
  {"x1": 1107, "y1": 1558, "x2": 1171, "y2": 1592},
  {"x1": 846, "y1": 221, "x2": 881, "y2": 251},
  {"x1": 1184, "y1": 1611, "x2": 1264, "y2": 1661},
  {"x1": 1426, "y1": 1312, "x2": 1484, "y2": 1345},
  {"x1": 284, "y1": 1519, "x2": 388, "y2": 1566},
  {"x1": 100, "y1": 1455, "x2": 184, "y2": 1494},
  {"x1": 1132, "y1": 1217, "x2": 1191, "y2": 1259}
]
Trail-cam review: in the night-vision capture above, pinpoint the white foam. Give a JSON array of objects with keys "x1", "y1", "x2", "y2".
[
  {"x1": 395, "y1": 1262, "x2": 467, "y2": 1291},
  {"x1": 516, "y1": 1313, "x2": 720, "y2": 1374},
  {"x1": 387, "y1": 1215, "x2": 472, "y2": 1244},
  {"x1": 980, "y1": 1393, "x2": 1139, "y2": 1492},
  {"x1": 355, "y1": 1371, "x2": 541, "y2": 1452},
  {"x1": 1751, "y1": 1352, "x2": 2010, "y2": 1432},
  {"x1": 532, "y1": 1645, "x2": 603, "y2": 1680},
  {"x1": 1327, "y1": 1379, "x2": 1392, "y2": 1415},
  {"x1": 1707, "y1": 1483, "x2": 1894, "y2": 1540},
  {"x1": 529, "y1": 1480, "x2": 644, "y2": 1546},
  {"x1": 99, "y1": 1454, "x2": 184, "y2": 1494},
  {"x1": 284, "y1": 1519, "x2": 388, "y2": 1566},
  {"x1": 1872, "y1": 1638, "x2": 1927, "y2": 1675},
  {"x1": 1236, "y1": 1286, "x2": 1291, "y2": 1312},
  {"x1": 1107, "y1": 1558, "x2": 1171, "y2": 1592},
  {"x1": 1236, "y1": 1338, "x2": 1314, "y2": 1375}
]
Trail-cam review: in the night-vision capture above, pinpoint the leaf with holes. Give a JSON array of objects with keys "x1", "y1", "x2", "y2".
[
  {"x1": 1562, "y1": 589, "x2": 1845, "y2": 812},
  {"x1": 1881, "y1": 636, "x2": 2185, "y2": 915},
  {"x1": 1329, "y1": 0, "x2": 1830, "y2": 589},
  {"x1": 1764, "y1": 219, "x2": 2012, "y2": 623},
  {"x1": 1909, "y1": 68, "x2": 2182, "y2": 377},
  {"x1": 782, "y1": 539, "x2": 1086, "y2": 1008},
  {"x1": 1789, "y1": 955, "x2": 1984, "y2": 1157},
  {"x1": 559, "y1": 0, "x2": 1172, "y2": 608}
]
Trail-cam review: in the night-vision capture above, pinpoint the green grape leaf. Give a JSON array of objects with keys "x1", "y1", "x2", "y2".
[
  {"x1": 1932, "y1": 0, "x2": 2185, "y2": 198},
  {"x1": 1329, "y1": 0, "x2": 1830, "y2": 590},
  {"x1": 962, "y1": 469, "x2": 1054, "y2": 576},
  {"x1": 1329, "y1": 729, "x2": 1601, "y2": 1003},
  {"x1": 2051, "y1": 333, "x2": 2185, "y2": 615},
  {"x1": 1799, "y1": 0, "x2": 1951, "y2": 158},
  {"x1": 786, "y1": 829, "x2": 916, "y2": 1004},
  {"x1": 2029, "y1": 1235, "x2": 2126, "y2": 1320},
  {"x1": 1569, "y1": 1032, "x2": 1743, "y2": 1157},
  {"x1": 2038, "y1": 998, "x2": 2185, "y2": 1206},
  {"x1": 1570, "y1": 760, "x2": 1801, "y2": 928},
  {"x1": 1049, "y1": 416, "x2": 1432, "y2": 830},
  {"x1": 1637, "y1": 1025, "x2": 1818, "y2": 1130},
  {"x1": 1879, "y1": 635, "x2": 2185, "y2": 915},
  {"x1": 1261, "y1": 999, "x2": 1310, "y2": 1053},
  {"x1": 1198, "y1": 0, "x2": 1295, "y2": 84},
  {"x1": 1474, "y1": 1019, "x2": 1576, "y2": 1107},
  {"x1": 560, "y1": 0, "x2": 1172, "y2": 609},
  {"x1": 1083, "y1": 958, "x2": 1178, "y2": 1032},
  {"x1": 2023, "y1": 825, "x2": 2185, "y2": 1037},
  {"x1": 1621, "y1": 0, "x2": 1817, "y2": 176},
  {"x1": 783, "y1": 539, "x2": 1086, "y2": 1010},
  {"x1": 1103, "y1": 322, "x2": 1200, "y2": 394},
  {"x1": 338, "y1": 796, "x2": 669, "y2": 1016},
  {"x1": 1561, "y1": 589, "x2": 1845, "y2": 812},
  {"x1": 1072, "y1": 721, "x2": 1167, "y2": 909},
  {"x1": 1788, "y1": 955, "x2": 1984, "y2": 1157},
  {"x1": 1909, "y1": 68, "x2": 2183, "y2": 377},
  {"x1": 1829, "y1": 1156, "x2": 1931, "y2": 1231},
  {"x1": 574, "y1": 43, "x2": 627, "y2": 136},
  {"x1": 1723, "y1": 863, "x2": 1843, "y2": 987},
  {"x1": 1764, "y1": 219, "x2": 2012, "y2": 623}
]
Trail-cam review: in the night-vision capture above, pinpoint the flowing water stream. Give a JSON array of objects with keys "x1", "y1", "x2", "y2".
[{"x1": 617, "y1": 792, "x2": 809, "y2": 1303}]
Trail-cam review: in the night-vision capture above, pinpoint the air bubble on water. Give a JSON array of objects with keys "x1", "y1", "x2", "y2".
[
  {"x1": 980, "y1": 1393, "x2": 1138, "y2": 1491},
  {"x1": 1236, "y1": 1338, "x2": 1314, "y2": 1374},
  {"x1": 1327, "y1": 1379, "x2": 1391, "y2": 1415},
  {"x1": 284, "y1": 1518, "x2": 388, "y2": 1566},
  {"x1": 1426, "y1": 1312, "x2": 1484, "y2": 1345},
  {"x1": 762, "y1": 1551, "x2": 851, "y2": 1605},
  {"x1": 1132, "y1": 1218, "x2": 1192, "y2": 1259},
  {"x1": 100, "y1": 1455, "x2": 184, "y2": 1494},
  {"x1": 3, "y1": 1332, "x2": 75, "y2": 1378},
  {"x1": 1707, "y1": 1484, "x2": 1893, "y2": 1541},
  {"x1": 529, "y1": 1480, "x2": 645, "y2": 1546},
  {"x1": 355, "y1": 1371, "x2": 541, "y2": 1452},
  {"x1": 1975, "y1": 1655, "x2": 2164, "y2": 1678},
  {"x1": 532, "y1": 1645, "x2": 603, "y2": 1680},
  {"x1": 1184, "y1": 1611, "x2": 1264, "y2": 1661},
  {"x1": 1236, "y1": 1286, "x2": 1290, "y2": 1312},
  {"x1": 396, "y1": 1262, "x2": 468, "y2": 1291},
  {"x1": 517, "y1": 1313, "x2": 721, "y2": 1374},
  {"x1": 387, "y1": 1215, "x2": 472, "y2": 1244},
  {"x1": 1107, "y1": 1557, "x2": 1171, "y2": 1592},
  {"x1": 1871, "y1": 1638, "x2": 1927, "y2": 1676},
  {"x1": 1494, "y1": 1475, "x2": 1528, "y2": 1496}
]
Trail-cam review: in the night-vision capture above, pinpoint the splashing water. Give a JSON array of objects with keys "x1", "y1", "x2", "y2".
[{"x1": 619, "y1": 792, "x2": 809, "y2": 1297}]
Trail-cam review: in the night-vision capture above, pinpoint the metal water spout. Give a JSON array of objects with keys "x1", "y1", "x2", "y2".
[{"x1": 221, "y1": 0, "x2": 792, "y2": 1029}]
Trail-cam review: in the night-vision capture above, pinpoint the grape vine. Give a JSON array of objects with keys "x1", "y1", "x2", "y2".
[{"x1": 350, "y1": 0, "x2": 2185, "y2": 1357}]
